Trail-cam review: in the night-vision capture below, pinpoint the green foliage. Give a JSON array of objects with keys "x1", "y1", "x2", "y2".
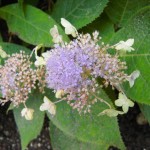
[
  {"x1": 13, "y1": 90, "x2": 45, "y2": 150},
  {"x1": 51, "y1": 0, "x2": 109, "y2": 29},
  {"x1": 110, "y1": 8, "x2": 150, "y2": 104},
  {"x1": 0, "y1": 0, "x2": 150, "y2": 149},
  {"x1": 81, "y1": 13, "x2": 115, "y2": 42},
  {"x1": 0, "y1": 4, "x2": 69, "y2": 47},
  {"x1": 0, "y1": 42, "x2": 31, "y2": 55},
  {"x1": 50, "y1": 124, "x2": 110, "y2": 150},
  {"x1": 47, "y1": 89, "x2": 125, "y2": 150},
  {"x1": 105, "y1": 0, "x2": 149, "y2": 27},
  {"x1": 140, "y1": 104, "x2": 150, "y2": 124}
]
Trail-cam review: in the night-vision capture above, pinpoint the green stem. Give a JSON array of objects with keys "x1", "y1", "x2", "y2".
[{"x1": 92, "y1": 92, "x2": 112, "y2": 109}]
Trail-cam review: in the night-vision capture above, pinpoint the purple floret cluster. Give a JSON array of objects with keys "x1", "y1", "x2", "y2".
[
  {"x1": 46, "y1": 44, "x2": 98, "y2": 91},
  {"x1": 45, "y1": 32, "x2": 127, "y2": 113}
]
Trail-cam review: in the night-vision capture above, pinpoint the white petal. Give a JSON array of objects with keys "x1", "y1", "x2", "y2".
[
  {"x1": 61, "y1": 18, "x2": 72, "y2": 28},
  {"x1": 21, "y1": 108, "x2": 28, "y2": 117},
  {"x1": 131, "y1": 70, "x2": 140, "y2": 79},
  {"x1": 43, "y1": 96, "x2": 51, "y2": 103},
  {"x1": 21, "y1": 108, "x2": 34, "y2": 120},
  {"x1": 115, "y1": 93, "x2": 127, "y2": 107},
  {"x1": 34, "y1": 56, "x2": 46, "y2": 66},
  {"x1": 125, "y1": 39, "x2": 134, "y2": 46},
  {"x1": 50, "y1": 25, "x2": 58, "y2": 37},
  {"x1": 61, "y1": 18, "x2": 78, "y2": 37},
  {"x1": 127, "y1": 99, "x2": 134, "y2": 107},
  {"x1": 122, "y1": 104, "x2": 129, "y2": 113},
  {"x1": 127, "y1": 70, "x2": 140, "y2": 87},
  {"x1": 0, "y1": 46, "x2": 7, "y2": 58},
  {"x1": 48, "y1": 104, "x2": 56, "y2": 115},
  {"x1": 115, "y1": 99, "x2": 124, "y2": 107},
  {"x1": 40, "y1": 103, "x2": 48, "y2": 111},
  {"x1": 114, "y1": 39, "x2": 134, "y2": 52},
  {"x1": 42, "y1": 51, "x2": 51, "y2": 61},
  {"x1": 118, "y1": 92, "x2": 126, "y2": 100},
  {"x1": 40, "y1": 96, "x2": 56, "y2": 116},
  {"x1": 50, "y1": 25, "x2": 62, "y2": 43}
]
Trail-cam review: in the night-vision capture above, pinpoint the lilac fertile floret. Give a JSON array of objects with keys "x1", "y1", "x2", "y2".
[{"x1": 46, "y1": 45, "x2": 97, "y2": 90}]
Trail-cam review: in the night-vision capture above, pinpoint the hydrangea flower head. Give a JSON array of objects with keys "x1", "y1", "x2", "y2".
[
  {"x1": 0, "y1": 51, "x2": 37, "y2": 106},
  {"x1": 45, "y1": 32, "x2": 128, "y2": 113}
]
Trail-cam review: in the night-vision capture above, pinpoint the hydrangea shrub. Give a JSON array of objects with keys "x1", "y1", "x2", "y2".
[{"x1": 0, "y1": 0, "x2": 149, "y2": 149}]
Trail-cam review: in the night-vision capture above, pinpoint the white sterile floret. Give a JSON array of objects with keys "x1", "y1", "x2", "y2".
[
  {"x1": 55, "y1": 90, "x2": 64, "y2": 99},
  {"x1": 33, "y1": 44, "x2": 46, "y2": 66},
  {"x1": 35, "y1": 56, "x2": 46, "y2": 66},
  {"x1": 126, "y1": 70, "x2": 140, "y2": 88},
  {"x1": 50, "y1": 25, "x2": 62, "y2": 43},
  {"x1": 115, "y1": 93, "x2": 134, "y2": 113},
  {"x1": 42, "y1": 51, "x2": 51, "y2": 62},
  {"x1": 0, "y1": 46, "x2": 7, "y2": 58},
  {"x1": 40, "y1": 96, "x2": 56, "y2": 116},
  {"x1": 61, "y1": 18, "x2": 78, "y2": 37},
  {"x1": 21, "y1": 108, "x2": 34, "y2": 120},
  {"x1": 114, "y1": 39, "x2": 134, "y2": 52},
  {"x1": 99, "y1": 109, "x2": 124, "y2": 117}
]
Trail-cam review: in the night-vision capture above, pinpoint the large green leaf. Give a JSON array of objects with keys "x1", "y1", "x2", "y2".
[
  {"x1": 51, "y1": 0, "x2": 109, "y2": 29},
  {"x1": 139, "y1": 104, "x2": 150, "y2": 124},
  {"x1": 110, "y1": 8, "x2": 150, "y2": 104},
  {"x1": 105, "y1": 0, "x2": 149, "y2": 27},
  {"x1": 50, "y1": 124, "x2": 110, "y2": 150},
  {"x1": 0, "y1": 4, "x2": 69, "y2": 46},
  {"x1": 81, "y1": 13, "x2": 115, "y2": 43},
  {"x1": 0, "y1": 42, "x2": 31, "y2": 54},
  {"x1": 47, "y1": 89, "x2": 125, "y2": 150},
  {"x1": 13, "y1": 90, "x2": 45, "y2": 150}
]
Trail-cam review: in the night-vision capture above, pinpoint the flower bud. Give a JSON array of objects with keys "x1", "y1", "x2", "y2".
[{"x1": 55, "y1": 90, "x2": 64, "y2": 99}]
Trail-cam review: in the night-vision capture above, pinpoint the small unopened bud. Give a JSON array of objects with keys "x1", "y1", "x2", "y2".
[{"x1": 55, "y1": 90, "x2": 64, "y2": 99}]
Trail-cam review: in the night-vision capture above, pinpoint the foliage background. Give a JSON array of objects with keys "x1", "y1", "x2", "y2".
[{"x1": 0, "y1": 0, "x2": 149, "y2": 149}]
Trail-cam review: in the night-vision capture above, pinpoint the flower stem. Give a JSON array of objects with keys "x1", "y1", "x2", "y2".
[{"x1": 92, "y1": 93, "x2": 111, "y2": 109}]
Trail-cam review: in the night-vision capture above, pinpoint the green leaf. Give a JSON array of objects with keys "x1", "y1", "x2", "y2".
[
  {"x1": 139, "y1": 104, "x2": 150, "y2": 124},
  {"x1": 18, "y1": 0, "x2": 25, "y2": 16},
  {"x1": 13, "y1": 90, "x2": 45, "y2": 150},
  {"x1": 50, "y1": 124, "x2": 109, "y2": 150},
  {"x1": 81, "y1": 13, "x2": 115, "y2": 43},
  {"x1": 18, "y1": 0, "x2": 24, "y2": 9},
  {"x1": 46, "y1": 89, "x2": 125, "y2": 149},
  {"x1": 0, "y1": 42, "x2": 31, "y2": 55},
  {"x1": 51, "y1": 0, "x2": 109, "y2": 29},
  {"x1": 105, "y1": 0, "x2": 149, "y2": 27},
  {"x1": 0, "y1": 4, "x2": 69, "y2": 47},
  {"x1": 110, "y1": 8, "x2": 150, "y2": 104}
]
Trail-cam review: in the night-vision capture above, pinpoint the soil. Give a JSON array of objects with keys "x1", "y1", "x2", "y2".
[{"x1": 0, "y1": 103, "x2": 150, "y2": 150}]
